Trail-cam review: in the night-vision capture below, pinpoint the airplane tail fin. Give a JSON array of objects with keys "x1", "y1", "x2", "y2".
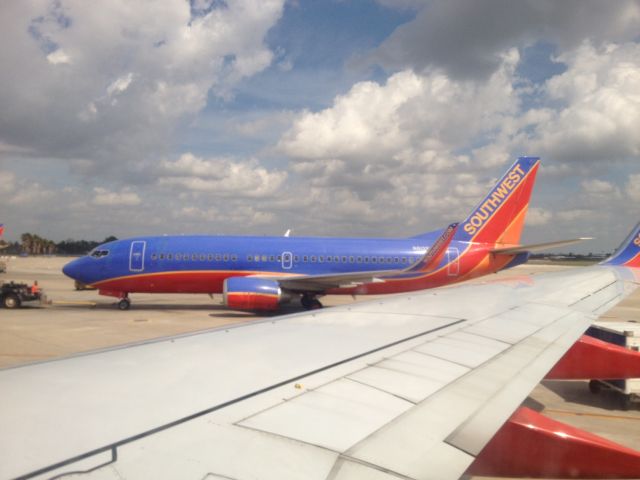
[
  {"x1": 601, "y1": 222, "x2": 640, "y2": 268},
  {"x1": 0, "y1": 224, "x2": 4, "y2": 237},
  {"x1": 452, "y1": 156, "x2": 540, "y2": 245}
]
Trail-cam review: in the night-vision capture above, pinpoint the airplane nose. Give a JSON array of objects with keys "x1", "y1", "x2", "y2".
[{"x1": 62, "y1": 258, "x2": 81, "y2": 279}]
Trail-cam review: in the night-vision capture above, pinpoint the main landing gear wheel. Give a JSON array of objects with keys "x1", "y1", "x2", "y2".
[
  {"x1": 117, "y1": 298, "x2": 131, "y2": 310},
  {"x1": 301, "y1": 294, "x2": 323, "y2": 310}
]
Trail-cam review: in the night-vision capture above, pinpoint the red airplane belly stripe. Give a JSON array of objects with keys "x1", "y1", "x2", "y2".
[{"x1": 96, "y1": 271, "x2": 240, "y2": 294}]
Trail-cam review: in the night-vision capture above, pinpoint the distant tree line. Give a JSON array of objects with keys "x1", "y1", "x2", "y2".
[{"x1": 0, "y1": 233, "x2": 117, "y2": 255}]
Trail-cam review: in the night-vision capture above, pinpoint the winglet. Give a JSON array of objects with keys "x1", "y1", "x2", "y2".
[
  {"x1": 601, "y1": 222, "x2": 640, "y2": 268},
  {"x1": 453, "y1": 157, "x2": 540, "y2": 245},
  {"x1": 409, "y1": 223, "x2": 458, "y2": 273}
]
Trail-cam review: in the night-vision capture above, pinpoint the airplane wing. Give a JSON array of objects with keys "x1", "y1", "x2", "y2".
[
  {"x1": 2, "y1": 262, "x2": 639, "y2": 480},
  {"x1": 253, "y1": 268, "x2": 402, "y2": 291}
]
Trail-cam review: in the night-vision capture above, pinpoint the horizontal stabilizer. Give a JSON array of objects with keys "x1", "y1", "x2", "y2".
[{"x1": 490, "y1": 238, "x2": 591, "y2": 255}]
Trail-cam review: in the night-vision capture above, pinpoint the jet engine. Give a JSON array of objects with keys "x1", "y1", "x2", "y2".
[{"x1": 223, "y1": 277, "x2": 288, "y2": 311}]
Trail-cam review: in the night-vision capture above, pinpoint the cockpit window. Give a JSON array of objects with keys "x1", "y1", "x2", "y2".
[{"x1": 90, "y1": 249, "x2": 109, "y2": 258}]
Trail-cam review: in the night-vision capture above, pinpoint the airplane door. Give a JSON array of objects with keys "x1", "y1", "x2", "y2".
[
  {"x1": 282, "y1": 251, "x2": 292, "y2": 270},
  {"x1": 129, "y1": 241, "x2": 146, "y2": 272},
  {"x1": 447, "y1": 247, "x2": 459, "y2": 276}
]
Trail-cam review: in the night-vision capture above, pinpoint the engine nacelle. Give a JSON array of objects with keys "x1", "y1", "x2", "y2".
[{"x1": 223, "y1": 277, "x2": 284, "y2": 311}]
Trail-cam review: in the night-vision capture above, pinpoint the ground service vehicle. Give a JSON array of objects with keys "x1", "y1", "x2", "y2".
[{"x1": 1, "y1": 281, "x2": 41, "y2": 308}]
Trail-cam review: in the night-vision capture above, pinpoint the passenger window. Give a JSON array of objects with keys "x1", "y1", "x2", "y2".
[
  {"x1": 215, "y1": 254, "x2": 221, "y2": 261},
  {"x1": 277, "y1": 255, "x2": 281, "y2": 262},
  {"x1": 175, "y1": 254, "x2": 181, "y2": 260},
  {"x1": 349, "y1": 256, "x2": 354, "y2": 263},
  {"x1": 247, "y1": 255, "x2": 252, "y2": 261},
  {"x1": 294, "y1": 256, "x2": 299, "y2": 262},
  {"x1": 200, "y1": 254, "x2": 206, "y2": 261},
  {"x1": 269, "y1": 255, "x2": 275, "y2": 262},
  {"x1": 342, "y1": 256, "x2": 347, "y2": 263},
  {"x1": 159, "y1": 254, "x2": 165, "y2": 260},
  {"x1": 166, "y1": 253, "x2": 173, "y2": 260},
  {"x1": 372, "y1": 257, "x2": 377, "y2": 263},
  {"x1": 192, "y1": 254, "x2": 197, "y2": 261},
  {"x1": 379, "y1": 257, "x2": 385, "y2": 263},
  {"x1": 318, "y1": 256, "x2": 324, "y2": 263},
  {"x1": 386, "y1": 257, "x2": 392, "y2": 263},
  {"x1": 311, "y1": 256, "x2": 316, "y2": 262},
  {"x1": 224, "y1": 254, "x2": 229, "y2": 261},
  {"x1": 394, "y1": 257, "x2": 399, "y2": 263},
  {"x1": 402, "y1": 257, "x2": 407, "y2": 263},
  {"x1": 357, "y1": 256, "x2": 362, "y2": 263},
  {"x1": 254, "y1": 255, "x2": 260, "y2": 262},
  {"x1": 208, "y1": 254, "x2": 214, "y2": 261},
  {"x1": 303, "y1": 255, "x2": 308, "y2": 262},
  {"x1": 261, "y1": 255, "x2": 267, "y2": 262},
  {"x1": 151, "y1": 253, "x2": 158, "y2": 260},
  {"x1": 334, "y1": 256, "x2": 339, "y2": 262},
  {"x1": 231, "y1": 255, "x2": 237, "y2": 261}
]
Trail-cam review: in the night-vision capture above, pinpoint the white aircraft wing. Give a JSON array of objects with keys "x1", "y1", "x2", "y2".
[{"x1": 1, "y1": 264, "x2": 638, "y2": 480}]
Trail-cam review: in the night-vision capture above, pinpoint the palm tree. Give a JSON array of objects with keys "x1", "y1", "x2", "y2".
[{"x1": 21, "y1": 233, "x2": 33, "y2": 254}]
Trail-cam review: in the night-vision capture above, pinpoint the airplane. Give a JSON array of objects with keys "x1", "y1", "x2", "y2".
[
  {"x1": 62, "y1": 157, "x2": 587, "y2": 311},
  {"x1": 3, "y1": 221, "x2": 640, "y2": 479}
]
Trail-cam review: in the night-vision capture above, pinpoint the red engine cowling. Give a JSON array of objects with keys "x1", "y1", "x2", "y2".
[{"x1": 223, "y1": 277, "x2": 283, "y2": 311}]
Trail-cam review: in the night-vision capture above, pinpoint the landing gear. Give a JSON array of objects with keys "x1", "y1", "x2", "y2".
[
  {"x1": 117, "y1": 296, "x2": 131, "y2": 311},
  {"x1": 300, "y1": 294, "x2": 323, "y2": 310}
]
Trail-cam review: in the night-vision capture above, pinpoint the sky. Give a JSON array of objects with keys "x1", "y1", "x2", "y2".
[{"x1": 1, "y1": 0, "x2": 639, "y2": 253}]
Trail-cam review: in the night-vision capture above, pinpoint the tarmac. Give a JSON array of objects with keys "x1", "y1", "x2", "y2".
[{"x1": 1, "y1": 256, "x2": 640, "y2": 477}]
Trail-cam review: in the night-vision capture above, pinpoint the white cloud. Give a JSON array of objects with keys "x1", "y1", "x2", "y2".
[
  {"x1": 92, "y1": 187, "x2": 141, "y2": 206},
  {"x1": 46, "y1": 48, "x2": 71, "y2": 65},
  {"x1": 528, "y1": 42, "x2": 640, "y2": 163},
  {"x1": 279, "y1": 49, "x2": 519, "y2": 168},
  {"x1": 626, "y1": 174, "x2": 640, "y2": 201},
  {"x1": 556, "y1": 209, "x2": 596, "y2": 222},
  {"x1": 526, "y1": 207, "x2": 553, "y2": 226},
  {"x1": 8, "y1": 183, "x2": 55, "y2": 206},
  {"x1": 0, "y1": 171, "x2": 16, "y2": 194},
  {"x1": 158, "y1": 153, "x2": 287, "y2": 198},
  {"x1": 106, "y1": 73, "x2": 134, "y2": 97},
  {"x1": 0, "y1": 0, "x2": 286, "y2": 168},
  {"x1": 582, "y1": 179, "x2": 616, "y2": 195}
]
